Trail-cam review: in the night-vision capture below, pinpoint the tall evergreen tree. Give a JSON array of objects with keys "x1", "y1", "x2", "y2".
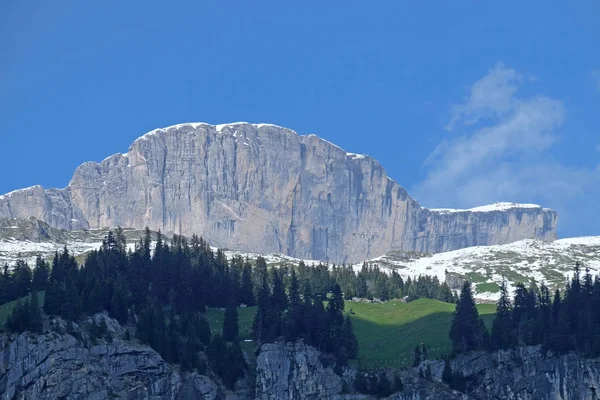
[
  {"x1": 449, "y1": 281, "x2": 488, "y2": 354},
  {"x1": 31, "y1": 255, "x2": 50, "y2": 292},
  {"x1": 286, "y1": 269, "x2": 304, "y2": 341},
  {"x1": 341, "y1": 315, "x2": 359, "y2": 359},
  {"x1": 491, "y1": 279, "x2": 514, "y2": 350},
  {"x1": 239, "y1": 261, "x2": 255, "y2": 306},
  {"x1": 223, "y1": 294, "x2": 239, "y2": 342}
]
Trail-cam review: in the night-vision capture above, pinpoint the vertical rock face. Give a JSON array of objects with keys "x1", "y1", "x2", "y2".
[
  {"x1": 0, "y1": 314, "x2": 219, "y2": 400},
  {"x1": 0, "y1": 123, "x2": 557, "y2": 263}
]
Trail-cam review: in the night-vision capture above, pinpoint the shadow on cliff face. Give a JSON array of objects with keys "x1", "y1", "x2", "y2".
[{"x1": 349, "y1": 306, "x2": 495, "y2": 369}]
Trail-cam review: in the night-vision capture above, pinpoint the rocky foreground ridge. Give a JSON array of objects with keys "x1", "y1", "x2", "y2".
[
  {"x1": 0, "y1": 123, "x2": 557, "y2": 263},
  {"x1": 2, "y1": 314, "x2": 599, "y2": 399}
]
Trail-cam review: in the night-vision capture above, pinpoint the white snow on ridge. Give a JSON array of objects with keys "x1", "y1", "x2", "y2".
[
  {"x1": 429, "y1": 202, "x2": 544, "y2": 214},
  {"x1": 347, "y1": 152, "x2": 367, "y2": 160},
  {"x1": 2, "y1": 233, "x2": 599, "y2": 302},
  {"x1": 0, "y1": 186, "x2": 43, "y2": 200},
  {"x1": 352, "y1": 236, "x2": 600, "y2": 301}
]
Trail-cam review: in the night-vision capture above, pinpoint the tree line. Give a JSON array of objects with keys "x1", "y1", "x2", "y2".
[
  {"x1": 445, "y1": 263, "x2": 600, "y2": 388},
  {"x1": 0, "y1": 229, "x2": 362, "y2": 385}
]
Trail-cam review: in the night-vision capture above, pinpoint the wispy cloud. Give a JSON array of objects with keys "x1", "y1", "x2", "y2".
[{"x1": 414, "y1": 63, "x2": 600, "y2": 236}]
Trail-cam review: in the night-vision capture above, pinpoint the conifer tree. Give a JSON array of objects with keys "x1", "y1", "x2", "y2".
[
  {"x1": 491, "y1": 279, "x2": 514, "y2": 350},
  {"x1": 326, "y1": 283, "x2": 345, "y2": 352},
  {"x1": 449, "y1": 281, "x2": 488, "y2": 354},
  {"x1": 32, "y1": 255, "x2": 50, "y2": 292},
  {"x1": 286, "y1": 269, "x2": 304, "y2": 341},
  {"x1": 252, "y1": 260, "x2": 272, "y2": 343},
  {"x1": 240, "y1": 261, "x2": 255, "y2": 306},
  {"x1": 223, "y1": 294, "x2": 239, "y2": 342},
  {"x1": 355, "y1": 274, "x2": 368, "y2": 299},
  {"x1": 342, "y1": 315, "x2": 359, "y2": 359},
  {"x1": 13, "y1": 260, "x2": 32, "y2": 298}
]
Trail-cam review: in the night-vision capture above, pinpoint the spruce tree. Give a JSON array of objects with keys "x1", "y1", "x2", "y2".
[
  {"x1": 32, "y1": 255, "x2": 50, "y2": 292},
  {"x1": 342, "y1": 315, "x2": 359, "y2": 359},
  {"x1": 286, "y1": 269, "x2": 304, "y2": 341},
  {"x1": 449, "y1": 281, "x2": 488, "y2": 354},
  {"x1": 491, "y1": 279, "x2": 514, "y2": 350},
  {"x1": 223, "y1": 294, "x2": 239, "y2": 342},
  {"x1": 240, "y1": 262, "x2": 255, "y2": 306},
  {"x1": 355, "y1": 274, "x2": 368, "y2": 299},
  {"x1": 326, "y1": 283, "x2": 345, "y2": 353},
  {"x1": 252, "y1": 260, "x2": 272, "y2": 343}
]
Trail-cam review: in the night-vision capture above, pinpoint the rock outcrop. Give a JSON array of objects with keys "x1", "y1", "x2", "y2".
[
  {"x1": 0, "y1": 314, "x2": 219, "y2": 400},
  {"x1": 448, "y1": 346, "x2": 600, "y2": 399},
  {"x1": 0, "y1": 123, "x2": 557, "y2": 263},
  {"x1": 255, "y1": 342, "x2": 600, "y2": 400},
  {"x1": 3, "y1": 324, "x2": 600, "y2": 400}
]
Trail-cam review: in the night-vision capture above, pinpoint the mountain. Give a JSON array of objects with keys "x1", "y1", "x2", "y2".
[{"x1": 0, "y1": 122, "x2": 557, "y2": 263}]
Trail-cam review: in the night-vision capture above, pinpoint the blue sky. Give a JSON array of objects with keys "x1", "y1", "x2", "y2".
[{"x1": 1, "y1": 1, "x2": 599, "y2": 237}]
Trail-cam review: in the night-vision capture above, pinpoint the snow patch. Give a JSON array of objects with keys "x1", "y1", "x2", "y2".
[
  {"x1": 0, "y1": 186, "x2": 42, "y2": 200},
  {"x1": 429, "y1": 202, "x2": 544, "y2": 214}
]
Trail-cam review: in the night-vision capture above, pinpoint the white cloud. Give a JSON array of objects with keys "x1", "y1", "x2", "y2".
[{"x1": 414, "y1": 63, "x2": 600, "y2": 236}]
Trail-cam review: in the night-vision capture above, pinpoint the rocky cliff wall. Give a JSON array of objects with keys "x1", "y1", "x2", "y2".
[
  {"x1": 2, "y1": 324, "x2": 599, "y2": 400},
  {"x1": 0, "y1": 123, "x2": 557, "y2": 263},
  {"x1": 0, "y1": 314, "x2": 219, "y2": 400}
]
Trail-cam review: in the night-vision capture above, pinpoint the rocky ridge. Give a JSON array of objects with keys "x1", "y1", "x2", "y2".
[
  {"x1": 3, "y1": 314, "x2": 600, "y2": 399},
  {"x1": 0, "y1": 123, "x2": 557, "y2": 263}
]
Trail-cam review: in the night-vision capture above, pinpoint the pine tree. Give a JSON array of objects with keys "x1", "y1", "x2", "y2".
[
  {"x1": 31, "y1": 255, "x2": 50, "y2": 292},
  {"x1": 13, "y1": 259, "x2": 32, "y2": 298},
  {"x1": 223, "y1": 294, "x2": 239, "y2": 342},
  {"x1": 355, "y1": 274, "x2": 368, "y2": 299},
  {"x1": 240, "y1": 262, "x2": 255, "y2": 306},
  {"x1": 252, "y1": 260, "x2": 272, "y2": 343},
  {"x1": 326, "y1": 283, "x2": 345, "y2": 353},
  {"x1": 449, "y1": 281, "x2": 488, "y2": 354},
  {"x1": 286, "y1": 269, "x2": 304, "y2": 341},
  {"x1": 342, "y1": 315, "x2": 359, "y2": 359},
  {"x1": 491, "y1": 278, "x2": 514, "y2": 350}
]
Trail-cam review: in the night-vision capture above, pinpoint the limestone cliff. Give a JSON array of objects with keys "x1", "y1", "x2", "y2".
[
  {"x1": 3, "y1": 325, "x2": 599, "y2": 400},
  {"x1": 0, "y1": 313, "x2": 219, "y2": 400},
  {"x1": 255, "y1": 342, "x2": 600, "y2": 400},
  {"x1": 0, "y1": 123, "x2": 557, "y2": 263}
]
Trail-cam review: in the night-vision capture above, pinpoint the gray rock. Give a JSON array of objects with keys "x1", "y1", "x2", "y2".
[
  {"x1": 448, "y1": 346, "x2": 600, "y2": 399},
  {"x1": 255, "y1": 342, "x2": 600, "y2": 399},
  {"x1": 0, "y1": 314, "x2": 218, "y2": 400},
  {"x1": 0, "y1": 123, "x2": 557, "y2": 263},
  {"x1": 254, "y1": 341, "x2": 467, "y2": 400}
]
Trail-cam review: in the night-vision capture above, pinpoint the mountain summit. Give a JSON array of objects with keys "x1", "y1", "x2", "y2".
[{"x1": 0, "y1": 122, "x2": 557, "y2": 263}]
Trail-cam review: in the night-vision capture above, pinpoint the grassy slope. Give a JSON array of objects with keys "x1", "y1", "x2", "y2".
[
  {"x1": 205, "y1": 299, "x2": 495, "y2": 369},
  {"x1": 0, "y1": 296, "x2": 495, "y2": 369},
  {"x1": 0, "y1": 291, "x2": 45, "y2": 332},
  {"x1": 348, "y1": 299, "x2": 495, "y2": 368}
]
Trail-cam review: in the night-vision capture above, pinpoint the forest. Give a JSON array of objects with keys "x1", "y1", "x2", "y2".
[{"x1": 2, "y1": 228, "x2": 595, "y2": 393}]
